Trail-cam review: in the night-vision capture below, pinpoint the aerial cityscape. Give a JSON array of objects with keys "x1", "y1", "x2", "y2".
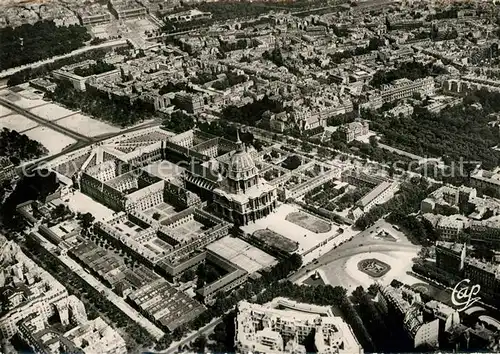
[{"x1": 1, "y1": 0, "x2": 500, "y2": 353}]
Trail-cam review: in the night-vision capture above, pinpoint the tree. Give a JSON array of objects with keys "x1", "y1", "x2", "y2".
[
  {"x1": 48, "y1": 81, "x2": 155, "y2": 127},
  {"x1": 0, "y1": 128, "x2": 48, "y2": 161},
  {"x1": 163, "y1": 110, "x2": 196, "y2": 133},
  {"x1": 180, "y1": 269, "x2": 196, "y2": 283},
  {"x1": 281, "y1": 155, "x2": 302, "y2": 170},
  {"x1": 471, "y1": 243, "x2": 495, "y2": 262},
  {"x1": 196, "y1": 264, "x2": 207, "y2": 289},
  {"x1": 302, "y1": 141, "x2": 313, "y2": 153},
  {"x1": 192, "y1": 334, "x2": 207, "y2": 353},
  {"x1": 352, "y1": 285, "x2": 366, "y2": 303},
  {"x1": 367, "y1": 283, "x2": 379, "y2": 297},
  {"x1": 152, "y1": 212, "x2": 161, "y2": 220},
  {"x1": 51, "y1": 204, "x2": 70, "y2": 220},
  {"x1": 418, "y1": 246, "x2": 430, "y2": 259},
  {"x1": 78, "y1": 212, "x2": 95, "y2": 230},
  {"x1": 172, "y1": 325, "x2": 186, "y2": 341},
  {"x1": 7, "y1": 47, "x2": 111, "y2": 86},
  {"x1": 439, "y1": 204, "x2": 458, "y2": 216},
  {"x1": 0, "y1": 21, "x2": 91, "y2": 71},
  {"x1": 262, "y1": 47, "x2": 284, "y2": 67}
]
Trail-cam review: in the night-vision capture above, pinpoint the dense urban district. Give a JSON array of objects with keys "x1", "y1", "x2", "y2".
[{"x1": 2, "y1": 0, "x2": 500, "y2": 353}]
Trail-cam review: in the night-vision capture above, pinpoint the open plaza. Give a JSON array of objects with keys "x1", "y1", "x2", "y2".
[
  {"x1": 24, "y1": 126, "x2": 77, "y2": 154},
  {"x1": 242, "y1": 203, "x2": 342, "y2": 256},
  {"x1": 294, "y1": 218, "x2": 423, "y2": 291},
  {"x1": 62, "y1": 190, "x2": 116, "y2": 222},
  {"x1": 30, "y1": 103, "x2": 77, "y2": 121},
  {"x1": 339, "y1": 250, "x2": 421, "y2": 289},
  {"x1": 0, "y1": 113, "x2": 38, "y2": 132},
  {"x1": 56, "y1": 113, "x2": 121, "y2": 137}
]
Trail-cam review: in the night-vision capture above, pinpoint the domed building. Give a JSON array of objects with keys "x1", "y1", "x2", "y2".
[
  {"x1": 183, "y1": 131, "x2": 277, "y2": 225},
  {"x1": 212, "y1": 134, "x2": 277, "y2": 225},
  {"x1": 224, "y1": 143, "x2": 259, "y2": 194}
]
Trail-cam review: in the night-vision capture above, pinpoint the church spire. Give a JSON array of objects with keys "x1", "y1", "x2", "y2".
[{"x1": 236, "y1": 129, "x2": 244, "y2": 152}]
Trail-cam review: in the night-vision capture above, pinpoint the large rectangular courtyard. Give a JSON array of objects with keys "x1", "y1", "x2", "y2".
[
  {"x1": 206, "y1": 236, "x2": 277, "y2": 274},
  {"x1": 0, "y1": 114, "x2": 38, "y2": 132},
  {"x1": 62, "y1": 191, "x2": 116, "y2": 222},
  {"x1": 30, "y1": 103, "x2": 76, "y2": 121},
  {"x1": 144, "y1": 202, "x2": 179, "y2": 222},
  {"x1": 56, "y1": 113, "x2": 121, "y2": 137},
  {"x1": 242, "y1": 204, "x2": 340, "y2": 255}
]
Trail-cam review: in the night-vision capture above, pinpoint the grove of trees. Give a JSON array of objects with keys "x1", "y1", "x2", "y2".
[
  {"x1": 47, "y1": 81, "x2": 155, "y2": 127},
  {"x1": 221, "y1": 95, "x2": 282, "y2": 126},
  {"x1": 188, "y1": 0, "x2": 333, "y2": 21},
  {"x1": 162, "y1": 110, "x2": 196, "y2": 133},
  {"x1": 0, "y1": 128, "x2": 48, "y2": 161},
  {"x1": 363, "y1": 88, "x2": 500, "y2": 170},
  {"x1": 0, "y1": 21, "x2": 90, "y2": 71},
  {"x1": 73, "y1": 60, "x2": 115, "y2": 77},
  {"x1": 370, "y1": 61, "x2": 447, "y2": 88},
  {"x1": 7, "y1": 47, "x2": 112, "y2": 86},
  {"x1": 2, "y1": 170, "x2": 59, "y2": 227}
]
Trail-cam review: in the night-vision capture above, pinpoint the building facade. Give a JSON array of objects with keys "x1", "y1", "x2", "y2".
[
  {"x1": 213, "y1": 138, "x2": 278, "y2": 225},
  {"x1": 0, "y1": 240, "x2": 70, "y2": 338},
  {"x1": 337, "y1": 120, "x2": 369, "y2": 143},
  {"x1": 235, "y1": 300, "x2": 363, "y2": 354}
]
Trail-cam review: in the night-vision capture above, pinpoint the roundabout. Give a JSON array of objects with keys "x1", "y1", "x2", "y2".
[
  {"x1": 325, "y1": 250, "x2": 421, "y2": 289},
  {"x1": 291, "y1": 219, "x2": 423, "y2": 289}
]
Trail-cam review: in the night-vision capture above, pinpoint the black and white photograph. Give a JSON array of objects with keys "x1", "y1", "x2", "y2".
[{"x1": 0, "y1": 0, "x2": 500, "y2": 353}]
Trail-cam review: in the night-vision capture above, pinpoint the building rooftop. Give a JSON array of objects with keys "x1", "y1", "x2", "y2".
[
  {"x1": 356, "y1": 181, "x2": 394, "y2": 208},
  {"x1": 236, "y1": 300, "x2": 362, "y2": 354},
  {"x1": 206, "y1": 236, "x2": 277, "y2": 274},
  {"x1": 436, "y1": 241, "x2": 466, "y2": 253},
  {"x1": 128, "y1": 279, "x2": 205, "y2": 331},
  {"x1": 64, "y1": 317, "x2": 127, "y2": 354}
]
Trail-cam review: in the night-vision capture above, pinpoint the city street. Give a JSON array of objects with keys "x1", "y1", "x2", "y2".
[
  {"x1": 30, "y1": 232, "x2": 165, "y2": 340},
  {"x1": 160, "y1": 318, "x2": 224, "y2": 354},
  {"x1": 289, "y1": 218, "x2": 420, "y2": 284},
  {"x1": 58, "y1": 254, "x2": 165, "y2": 340},
  {"x1": 0, "y1": 39, "x2": 128, "y2": 79}
]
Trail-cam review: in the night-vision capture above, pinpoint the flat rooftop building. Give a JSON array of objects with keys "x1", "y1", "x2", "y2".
[
  {"x1": 128, "y1": 278, "x2": 205, "y2": 331},
  {"x1": 76, "y1": 4, "x2": 112, "y2": 25},
  {"x1": 0, "y1": 238, "x2": 71, "y2": 339},
  {"x1": 109, "y1": 0, "x2": 147, "y2": 20},
  {"x1": 235, "y1": 299, "x2": 363, "y2": 354},
  {"x1": 63, "y1": 317, "x2": 127, "y2": 354}
]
